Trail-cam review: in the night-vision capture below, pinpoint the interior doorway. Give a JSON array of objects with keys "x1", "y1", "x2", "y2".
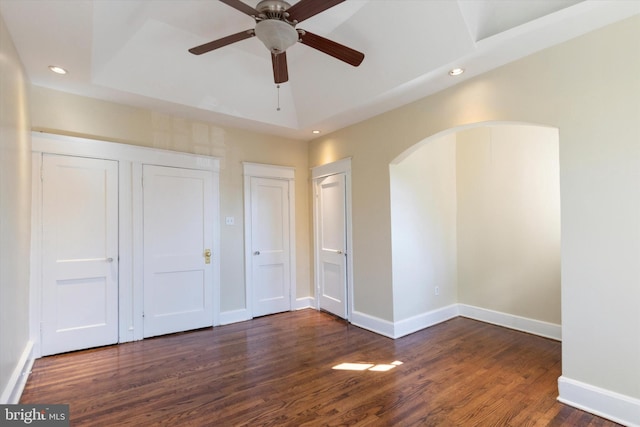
[
  {"x1": 243, "y1": 163, "x2": 296, "y2": 317},
  {"x1": 312, "y1": 158, "x2": 353, "y2": 320},
  {"x1": 389, "y1": 123, "x2": 561, "y2": 333}
]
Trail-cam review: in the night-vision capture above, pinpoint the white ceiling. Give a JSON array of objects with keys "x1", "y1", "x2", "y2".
[{"x1": 1, "y1": 0, "x2": 639, "y2": 141}]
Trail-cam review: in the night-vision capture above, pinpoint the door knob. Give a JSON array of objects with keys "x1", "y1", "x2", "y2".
[
  {"x1": 106, "y1": 257, "x2": 114, "y2": 263},
  {"x1": 254, "y1": 251, "x2": 260, "y2": 256},
  {"x1": 204, "y1": 249, "x2": 212, "y2": 264}
]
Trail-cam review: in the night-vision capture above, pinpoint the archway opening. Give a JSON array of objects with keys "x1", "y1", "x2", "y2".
[{"x1": 390, "y1": 122, "x2": 560, "y2": 335}]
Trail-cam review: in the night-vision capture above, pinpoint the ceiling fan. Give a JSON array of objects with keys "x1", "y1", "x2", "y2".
[{"x1": 188, "y1": 0, "x2": 365, "y2": 84}]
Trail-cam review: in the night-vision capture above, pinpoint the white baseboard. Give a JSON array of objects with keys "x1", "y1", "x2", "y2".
[
  {"x1": 1, "y1": 341, "x2": 34, "y2": 404},
  {"x1": 458, "y1": 304, "x2": 562, "y2": 341},
  {"x1": 218, "y1": 309, "x2": 251, "y2": 325},
  {"x1": 215, "y1": 303, "x2": 562, "y2": 346},
  {"x1": 351, "y1": 304, "x2": 560, "y2": 342},
  {"x1": 295, "y1": 296, "x2": 315, "y2": 310},
  {"x1": 558, "y1": 376, "x2": 640, "y2": 427},
  {"x1": 393, "y1": 304, "x2": 459, "y2": 338},
  {"x1": 350, "y1": 310, "x2": 395, "y2": 338}
]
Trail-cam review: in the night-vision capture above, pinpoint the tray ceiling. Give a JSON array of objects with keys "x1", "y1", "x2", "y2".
[{"x1": 1, "y1": 0, "x2": 638, "y2": 140}]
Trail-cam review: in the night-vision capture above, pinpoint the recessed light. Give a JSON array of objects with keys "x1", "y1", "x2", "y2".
[
  {"x1": 448, "y1": 68, "x2": 464, "y2": 76},
  {"x1": 312, "y1": 130, "x2": 321, "y2": 134},
  {"x1": 48, "y1": 65, "x2": 67, "y2": 75}
]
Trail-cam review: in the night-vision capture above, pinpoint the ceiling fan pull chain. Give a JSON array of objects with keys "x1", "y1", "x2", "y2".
[{"x1": 277, "y1": 84, "x2": 281, "y2": 111}]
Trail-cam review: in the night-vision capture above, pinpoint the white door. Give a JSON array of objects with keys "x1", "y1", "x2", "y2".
[
  {"x1": 250, "y1": 177, "x2": 291, "y2": 317},
  {"x1": 143, "y1": 165, "x2": 214, "y2": 338},
  {"x1": 317, "y1": 173, "x2": 348, "y2": 318},
  {"x1": 41, "y1": 154, "x2": 119, "y2": 356}
]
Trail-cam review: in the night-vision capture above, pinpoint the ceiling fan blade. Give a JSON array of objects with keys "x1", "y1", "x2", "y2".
[
  {"x1": 219, "y1": 0, "x2": 260, "y2": 17},
  {"x1": 189, "y1": 30, "x2": 255, "y2": 55},
  {"x1": 272, "y1": 52, "x2": 289, "y2": 84},
  {"x1": 299, "y1": 31, "x2": 364, "y2": 67},
  {"x1": 286, "y1": 0, "x2": 345, "y2": 23}
]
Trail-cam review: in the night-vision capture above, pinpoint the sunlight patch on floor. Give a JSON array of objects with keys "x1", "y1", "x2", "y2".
[{"x1": 332, "y1": 361, "x2": 403, "y2": 372}]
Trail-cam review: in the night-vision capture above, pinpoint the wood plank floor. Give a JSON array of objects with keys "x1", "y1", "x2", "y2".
[{"x1": 21, "y1": 310, "x2": 620, "y2": 426}]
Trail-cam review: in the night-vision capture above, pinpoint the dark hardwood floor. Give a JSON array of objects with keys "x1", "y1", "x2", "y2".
[{"x1": 21, "y1": 310, "x2": 620, "y2": 426}]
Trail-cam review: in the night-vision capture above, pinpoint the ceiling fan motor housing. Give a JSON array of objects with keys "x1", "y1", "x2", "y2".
[{"x1": 256, "y1": 0, "x2": 292, "y2": 19}]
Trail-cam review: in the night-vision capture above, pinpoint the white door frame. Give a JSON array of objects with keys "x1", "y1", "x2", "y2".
[
  {"x1": 311, "y1": 158, "x2": 354, "y2": 321},
  {"x1": 243, "y1": 162, "x2": 296, "y2": 318},
  {"x1": 30, "y1": 132, "x2": 220, "y2": 357}
]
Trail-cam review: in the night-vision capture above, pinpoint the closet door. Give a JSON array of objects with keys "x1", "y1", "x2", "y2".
[
  {"x1": 143, "y1": 165, "x2": 214, "y2": 337},
  {"x1": 316, "y1": 173, "x2": 348, "y2": 319},
  {"x1": 249, "y1": 177, "x2": 291, "y2": 317},
  {"x1": 41, "y1": 154, "x2": 119, "y2": 356}
]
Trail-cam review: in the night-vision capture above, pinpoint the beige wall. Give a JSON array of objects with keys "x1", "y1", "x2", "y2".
[
  {"x1": 310, "y1": 16, "x2": 640, "y2": 400},
  {"x1": 30, "y1": 86, "x2": 312, "y2": 313},
  {"x1": 457, "y1": 125, "x2": 560, "y2": 324},
  {"x1": 0, "y1": 13, "x2": 32, "y2": 401},
  {"x1": 390, "y1": 133, "x2": 458, "y2": 320}
]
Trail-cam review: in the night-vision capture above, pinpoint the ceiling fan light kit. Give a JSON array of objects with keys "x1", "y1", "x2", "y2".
[
  {"x1": 189, "y1": 0, "x2": 365, "y2": 84},
  {"x1": 255, "y1": 19, "x2": 298, "y2": 53}
]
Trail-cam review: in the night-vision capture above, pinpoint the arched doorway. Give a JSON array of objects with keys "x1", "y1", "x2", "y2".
[{"x1": 390, "y1": 122, "x2": 561, "y2": 339}]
